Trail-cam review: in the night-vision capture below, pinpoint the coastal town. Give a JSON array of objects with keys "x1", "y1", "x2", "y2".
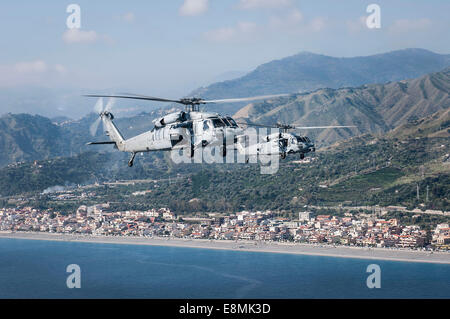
[{"x1": 1, "y1": 205, "x2": 449, "y2": 251}]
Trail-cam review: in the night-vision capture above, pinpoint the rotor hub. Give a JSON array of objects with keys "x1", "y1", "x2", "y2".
[
  {"x1": 101, "y1": 111, "x2": 114, "y2": 120},
  {"x1": 179, "y1": 98, "x2": 205, "y2": 111},
  {"x1": 276, "y1": 123, "x2": 296, "y2": 133}
]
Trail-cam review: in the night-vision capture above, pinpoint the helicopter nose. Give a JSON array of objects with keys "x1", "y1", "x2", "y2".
[{"x1": 304, "y1": 142, "x2": 314, "y2": 153}]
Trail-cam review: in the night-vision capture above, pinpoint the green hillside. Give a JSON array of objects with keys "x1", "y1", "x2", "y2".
[
  {"x1": 0, "y1": 110, "x2": 166, "y2": 168},
  {"x1": 0, "y1": 113, "x2": 70, "y2": 166},
  {"x1": 1, "y1": 49, "x2": 449, "y2": 167},
  {"x1": 1, "y1": 110, "x2": 448, "y2": 214},
  {"x1": 235, "y1": 68, "x2": 450, "y2": 145}
]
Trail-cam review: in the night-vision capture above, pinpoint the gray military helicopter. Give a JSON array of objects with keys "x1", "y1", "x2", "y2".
[{"x1": 85, "y1": 93, "x2": 355, "y2": 166}]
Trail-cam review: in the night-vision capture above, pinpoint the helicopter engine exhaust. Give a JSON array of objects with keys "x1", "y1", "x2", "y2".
[{"x1": 154, "y1": 111, "x2": 187, "y2": 128}]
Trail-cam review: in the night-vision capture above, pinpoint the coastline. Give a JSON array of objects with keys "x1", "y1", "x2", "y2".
[{"x1": 1, "y1": 231, "x2": 449, "y2": 264}]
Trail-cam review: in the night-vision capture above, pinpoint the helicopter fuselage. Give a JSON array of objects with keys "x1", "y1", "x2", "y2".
[
  {"x1": 118, "y1": 111, "x2": 243, "y2": 152},
  {"x1": 96, "y1": 109, "x2": 315, "y2": 166}
]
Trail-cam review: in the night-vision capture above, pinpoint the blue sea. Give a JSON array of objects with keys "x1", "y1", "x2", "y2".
[{"x1": 0, "y1": 238, "x2": 449, "y2": 298}]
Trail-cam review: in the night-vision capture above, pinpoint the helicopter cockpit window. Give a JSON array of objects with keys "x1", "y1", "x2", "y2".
[
  {"x1": 212, "y1": 118, "x2": 226, "y2": 128},
  {"x1": 221, "y1": 118, "x2": 232, "y2": 126},
  {"x1": 226, "y1": 117, "x2": 238, "y2": 127},
  {"x1": 203, "y1": 120, "x2": 210, "y2": 131}
]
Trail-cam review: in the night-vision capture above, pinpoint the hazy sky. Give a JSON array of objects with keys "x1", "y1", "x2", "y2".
[{"x1": 0, "y1": 0, "x2": 449, "y2": 99}]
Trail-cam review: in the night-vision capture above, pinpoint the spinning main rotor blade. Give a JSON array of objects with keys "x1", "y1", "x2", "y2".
[
  {"x1": 84, "y1": 93, "x2": 290, "y2": 105},
  {"x1": 236, "y1": 121, "x2": 274, "y2": 128},
  {"x1": 291, "y1": 125, "x2": 356, "y2": 129},
  {"x1": 202, "y1": 94, "x2": 290, "y2": 104},
  {"x1": 237, "y1": 121, "x2": 356, "y2": 130},
  {"x1": 84, "y1": 94, "x2": 182, "y2": 104}
]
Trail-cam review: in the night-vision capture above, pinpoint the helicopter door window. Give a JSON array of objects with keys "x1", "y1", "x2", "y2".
[
  {"x1": 222, "y1": 118, "x2": 230, "y2": 127},
  {"x1": 212, "y1": 118, "x2": 226, "y2": 128},
  {"x1": 203, "y1": 120, "x2": 210, "y2": 131}
]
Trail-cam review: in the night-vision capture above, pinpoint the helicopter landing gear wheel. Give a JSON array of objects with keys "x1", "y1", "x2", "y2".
[
  {"x1": 280, "y1": 152, "x2": 286, "y2": 159},
  {"x1": 300, "y1": 153, "x2": 305, "y2": 160},
  {"x1": 128, "y1": 152, "x2": 136, "y2": 167}
]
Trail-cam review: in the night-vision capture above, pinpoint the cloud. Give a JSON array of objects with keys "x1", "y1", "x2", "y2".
[
  {"x1": 309, "y1": 17, "x2": 326, "y2": 32},
  {"x1": 179, "y1": 0, "x2": 209, "y2": 16},
  {"x1": 269, "y1": 9, "x2": 303, "y2": 28},
  {"x1": 62, "y1": 29, "x2": 114, "y2": 45},
  {"x1": 204, "y1": 22, "x2": 257, "y2": 42},
  {"x1": 389, "y1": 18, "x2": 432, "y2": 33},
  {"x1": 54, "y1": 64, "x2": 67, "y2": 75},
  {"x1": 122, "y1": 12, "x2": 135, "y2": 23},
  {"x1": 237, "y1": 0, "x2": 292, "y2": 9},
  {"x1": 204, "y1": 27, "x2": 235, "y2": 42},
  {"x1": 0, "y1": 60, "x2": 68, "y2": 87},
  {"x1": 269, "y1": 10, "x2": 326, "y2": 33},
  {"x1": 14, "y1": 60, "x2": 48, "y2": 73},
  {"x1": 346, "y1": 16, "x2": 367, "y2": 34},
  {"x1": 236, "y1": 21, "x2": 258, "y2": 33},
  {"x1": 205, "y1": 9, "x2": 326, "y2": 43},
  {"x1": 62, "y1": 29, "x2": 98, "y2": 44}
]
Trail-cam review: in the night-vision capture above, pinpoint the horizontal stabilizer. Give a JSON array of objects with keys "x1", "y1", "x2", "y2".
[{"x1": 86, "y1": 141, "x2": 117, "y2": 145}]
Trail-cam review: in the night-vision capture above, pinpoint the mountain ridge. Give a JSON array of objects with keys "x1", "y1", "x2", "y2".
[
  {"x1": 0, "y1": 49, "x2": 449, "y2": 167},
  {"x1": 235, "y1": 67, "x2": 450, "y2": 146},
  {"x1": 190, "y1": 48, "x2": 450, "y2": 114}
]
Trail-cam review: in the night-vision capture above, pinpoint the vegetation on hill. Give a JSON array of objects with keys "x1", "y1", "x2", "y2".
[
  {"x1": 0, "y1": 113, "x2": 70, "y2": 166},
  {"x1": 235, "y1": 68, "x2": 449, "y2": 145},
  {"x1": 2, "y1": 109, "x2": 448, "y2": 214},
  {"x1": 1, "y1": 50, "x2": 449, "y2": 167},
  {"x1": 0, "y1": 49, "x2": 448, "y2": 215},
  {"x1": 0, "y1": 110, "x2": 166, "y2": 168}
]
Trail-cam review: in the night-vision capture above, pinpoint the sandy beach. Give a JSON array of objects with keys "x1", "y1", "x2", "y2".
[{"x1": 0, "y1": 231, "x2": 449, "y2": 264}]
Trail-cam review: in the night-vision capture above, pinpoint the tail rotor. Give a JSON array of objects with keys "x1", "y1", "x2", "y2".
[{"x1": 90, "y1": 97, "x2": 116, "y2": 136}]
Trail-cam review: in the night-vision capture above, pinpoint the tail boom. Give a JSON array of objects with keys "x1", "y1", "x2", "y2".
[{"x1": 101, "y1": 112, "x2": 125, "y2": 151}]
